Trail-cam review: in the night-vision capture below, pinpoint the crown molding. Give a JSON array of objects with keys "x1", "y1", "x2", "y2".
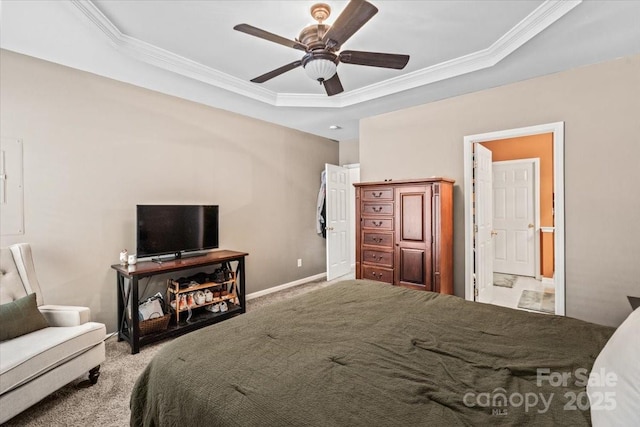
[
  {"x1": 69, "y1": 0, "x2": 277, "y2": 104},
  {"x1": 69, "y1": 0, "x2": 581, "y2": 109}
]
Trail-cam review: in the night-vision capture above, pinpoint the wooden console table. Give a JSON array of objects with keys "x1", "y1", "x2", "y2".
[{"x1": 111, "y1": 250, "x2": 248, "y2": 354}]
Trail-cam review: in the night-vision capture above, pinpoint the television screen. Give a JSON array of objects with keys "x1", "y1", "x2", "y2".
[{"x1": 136, "y1": 205, "x2": 219, "y2": 258}]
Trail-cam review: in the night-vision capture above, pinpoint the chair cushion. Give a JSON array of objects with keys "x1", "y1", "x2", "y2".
[
  {"x1": 0, "y1": 321, "x2": 106, "y2": 395},
  {"x1": 0, "y1": 248, "x2": 28, "y2": 305},
  {"x1": 0, "y1": 294, "x2": 48, "y2": 342}
]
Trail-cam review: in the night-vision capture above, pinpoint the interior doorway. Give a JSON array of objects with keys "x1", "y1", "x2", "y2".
[{"x1": 464, "y1": 122, "x2": 565, "y2": 315}]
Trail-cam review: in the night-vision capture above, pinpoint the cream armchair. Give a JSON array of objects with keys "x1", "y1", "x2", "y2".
[{"x1": 0, "y1": 243, "x2": 106, "y2": 424}]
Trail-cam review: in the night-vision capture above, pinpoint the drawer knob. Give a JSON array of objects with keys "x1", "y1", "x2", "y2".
[
  {"x1": 371, "y1": 254, "x2": 381, "y2": 260},
  {"x1": 372, "y1": 206, "x2": 383, "y2": 213},
  {"x1": 372, "y1": 271, "x2": 378, "y2": 277},
  {"x1": 373, "y1": 192, "x2": 383, "y2": 198},
  {"x1": 373, "y1": 221, "x2": 382, "y2": 227},
  {"x1": 372, "y1": 237, "x2": 383, "y2": 243}
]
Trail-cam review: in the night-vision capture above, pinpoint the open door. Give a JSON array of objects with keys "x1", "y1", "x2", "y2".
[
  {"x1": 325, "y1": 164, "x2": 350, "y2": 280},
  {"x1": 474, "y1": 144, "x2": 493, "y2": 303}
]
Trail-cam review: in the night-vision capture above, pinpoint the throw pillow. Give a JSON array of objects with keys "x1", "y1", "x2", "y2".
[
  {"x1": 587, "y1": 307, "x2": 640, "y2": 426},
  {"x1": 0, "y1": 293, "x2": 49, "y2": 341}
]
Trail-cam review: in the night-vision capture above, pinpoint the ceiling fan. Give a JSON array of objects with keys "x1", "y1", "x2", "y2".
[{"x1": 233, "y1": 0, "x2": 410, "y2": 96}]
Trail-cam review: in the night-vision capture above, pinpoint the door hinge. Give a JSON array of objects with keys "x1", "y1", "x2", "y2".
[{"x1": 474, "y1": 287, "x2": 479, "y2": 298}]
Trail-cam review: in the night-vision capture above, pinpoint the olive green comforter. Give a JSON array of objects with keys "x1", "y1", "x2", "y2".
[{"x1": 131, "y1": 280, "x2": 614, "y2": 426}]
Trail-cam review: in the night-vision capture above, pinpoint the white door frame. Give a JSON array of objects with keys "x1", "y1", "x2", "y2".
[
  {"x1": 464, "y1": 122, "x2": 565, "y2": 315},
  {"x1": 492, "y1": 158, "x2": 541, "y2": 279}
]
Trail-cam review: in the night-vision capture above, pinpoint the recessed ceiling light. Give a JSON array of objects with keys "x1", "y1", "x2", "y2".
[{"x1": 329, "y1": 125, "x2": 342, "y2": 130}]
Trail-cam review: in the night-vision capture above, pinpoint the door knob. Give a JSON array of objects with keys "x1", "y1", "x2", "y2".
[
  {"x1": 491, "y1": 230, "x2": 498, "y2": 237},
  {"x1": 528, "y1": 223, "x2": 534, "y2": 229},
  {"x1": 326, "y1": 226, "x2": 335, "y2": 231}
]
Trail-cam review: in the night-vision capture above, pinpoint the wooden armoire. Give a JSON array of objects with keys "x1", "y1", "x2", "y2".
[{"x1": 354, "y1": 178, "x2": 454, "y2": 294}]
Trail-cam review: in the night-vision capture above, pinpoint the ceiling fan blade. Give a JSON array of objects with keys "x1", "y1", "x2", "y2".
[
  {"x1": 339, "y1": 50, "x2": 410, "y2": 69},
  {"x1": 251, "y1": 60, "x2": 303, "y2": 83},
  {"x1": 322, "y1": 0, "x2": 378, "y2": 49},
  {"x1": 323, "y1": 73, "x2": 344, "y2": 96},
  {"x1": 234, "y1": 24, "x2": 308, "y2": 51}
]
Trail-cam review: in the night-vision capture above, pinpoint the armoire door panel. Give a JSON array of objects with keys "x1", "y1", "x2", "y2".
[
  {"x1": 394, "y1": 185, "x2": 432, "y2": 288},
  {"x1": 395, "y1": 186, "x2": 432, "y2": 246},
  {"x1": 399, "y1": 193, "x2": 425, "y2": 242},
  {"x1": 397, "y1": 248, "x2": 425, "y2": 285}
]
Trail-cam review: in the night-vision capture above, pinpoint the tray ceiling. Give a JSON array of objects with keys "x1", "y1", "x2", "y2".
[{"x1": 2, "y1": 0, "x2": 640, "y2": 141}]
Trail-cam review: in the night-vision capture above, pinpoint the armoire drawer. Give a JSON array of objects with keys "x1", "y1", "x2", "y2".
[
  {"x1": 362, "y1": 202, "x2": 394, "y2": 215},
  {"x1": 362, "y1": 250, "x2": 393, "y2": 268},
  {"x1": 362, "y1": 187, "x2": 394, "y2": 201},
  {"x1": 362, "y1": 218, "x2": 393, "y2": 230},
  {"x1": 362, "y1": 231, "x2": 393, "y2": 248},
  {"x1": 362, "y1": 265, "x2": 393, "y2": 284}
]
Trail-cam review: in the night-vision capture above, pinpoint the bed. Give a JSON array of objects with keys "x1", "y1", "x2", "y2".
[{"x1": 130, "y1": 279, "x2": 617, "y2": 426}]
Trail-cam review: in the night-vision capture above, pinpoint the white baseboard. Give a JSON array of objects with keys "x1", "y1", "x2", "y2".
[
  {"x1": 541, "y1": 277, "x2": 555, "y2": 285},
  {"x1": 246, "y1": 273, "x2": 327, "y2": 301}
]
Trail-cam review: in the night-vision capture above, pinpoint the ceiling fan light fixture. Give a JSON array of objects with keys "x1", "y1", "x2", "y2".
[
  {"x1": 235, "y1": 0, "x2": 406, "y2": 96},
  {"x1": 304, "y1": 58, "x2": 337, "y2": 82}
]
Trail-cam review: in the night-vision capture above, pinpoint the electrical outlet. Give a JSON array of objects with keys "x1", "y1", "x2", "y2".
[{"x1": 297, "y1": 258, "x2": 302, "y2": 267}]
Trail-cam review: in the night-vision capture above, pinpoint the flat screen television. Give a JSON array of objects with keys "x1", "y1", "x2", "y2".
[{"x1": 136, "y1": 205, "x2": 219, "y2": 259}]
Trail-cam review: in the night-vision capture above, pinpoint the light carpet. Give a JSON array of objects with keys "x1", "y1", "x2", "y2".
[{"x1": 2, "y1": 276, "x2": 340, "y2": 427}]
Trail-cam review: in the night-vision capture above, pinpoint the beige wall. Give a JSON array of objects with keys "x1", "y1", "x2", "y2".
[
  {"x1": 339, "y1": 138, "x2": 360, "y2": 165},
  {"x1": 360, "y1": 54, "x2": 640, "y2": 327},
  {"x1": 0, "y1": 50, "x2": 338, "y2": 331}
]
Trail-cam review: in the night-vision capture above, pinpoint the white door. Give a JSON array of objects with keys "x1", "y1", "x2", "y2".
[
  {"x1": 492, "y1": 160, "x2": 536, "y2": 277},
  {"x1": 325, "y1": 164, "x2": 350, "y2": 280},
  {"x1": 474, "y1": 144, "x2": 493, "y2": 303}
]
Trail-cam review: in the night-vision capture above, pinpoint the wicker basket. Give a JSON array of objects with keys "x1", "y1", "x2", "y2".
[{"x1": 139, "y1": 314, "x2": 171, "y2": 336}]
